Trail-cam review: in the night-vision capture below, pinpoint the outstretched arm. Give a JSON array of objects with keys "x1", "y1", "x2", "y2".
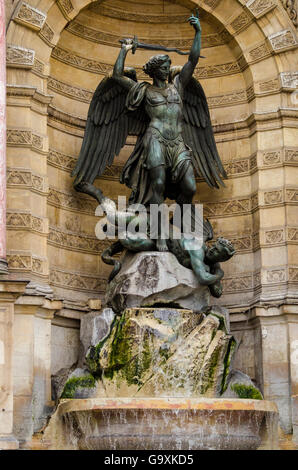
[
  {"x1": 179, "y1": 9, "x2": 202, "y2": 88},
  {"x1": 113, "y1": 38, "x2": 136, "y2": 90}
]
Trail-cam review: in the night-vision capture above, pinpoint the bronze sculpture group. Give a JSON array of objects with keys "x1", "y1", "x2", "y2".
[{"x1": 72, "y1": 10, "x2": 235, "y2": 298}]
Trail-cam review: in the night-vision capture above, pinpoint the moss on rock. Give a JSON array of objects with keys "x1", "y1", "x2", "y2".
[
  {"x1": 61, "y1": 374, "x2": 96, "y2": 399},
  {"x1": 231, "y1": 383, "x2": 263, "y2": 400}
]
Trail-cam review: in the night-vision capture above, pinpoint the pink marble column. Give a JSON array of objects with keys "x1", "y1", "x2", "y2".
[{"x1": 0, "y1": 0, "x2": 7, "y2": 274}]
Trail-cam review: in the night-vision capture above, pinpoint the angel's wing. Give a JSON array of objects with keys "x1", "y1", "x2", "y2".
[
  {"x1": 181, "y1": 76, "x2": 227, "y2": 188},
  {"x1": 72, "y1": 69, "x2": 147, "y2": 185}
]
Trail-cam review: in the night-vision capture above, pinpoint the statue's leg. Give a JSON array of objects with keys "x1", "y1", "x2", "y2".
[
  {"x1": 148, "y1": 165, "x2": 168, "y2": 252},
  {"x1": 177, "y1": 164, "x2": 197, "y2": 233},
  {"x1": 177, "y1": 164, "x2": 196, "y2": 204}
]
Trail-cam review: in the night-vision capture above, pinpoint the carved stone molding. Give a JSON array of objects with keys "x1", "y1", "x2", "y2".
[
  {"x1": 289, "y1": 267, "x2": 298, "y2": 282},
  {"x1": 257, "y1": 77, "x2": 280, "y2": 94},
  {"x1": 207, "y1": 89, "x2": 247, "y2": 107},
  {"x1": 7, "y1": 211, "x2": 46, "y2": 234},
  {"x1": 246, "y1": 0, "x2": 276, "y2": 18},
  {"x1": 281, "y1": 0, "x2": 297, "y2": 27},
  {"x1": 39, "y1": 22, "x2": 55, "y2": 46},
  {"x1": 266, "y1": 268, "x2": 287, "y2": 284},
  {"x1": 280, "y1": 71, "x2": 298, "y2": 89},
  {"x1": 263, "y1": 189, "x2": 283, "y2": 205},
  {"x1": 48, "y1": 148, "x2": 76, "y2": 172},
  {"x1": 6, "y1": 44, "x2": 35, "y2": 68},
  {"x1": 48, "y1": 226, "x2": 109, "y2": 254},
  {"x1": 49, "y1": 267, "x2": 107, "y2": 293},
  {"x1": 90, "y1": 3, "x2": 193, "y2": 23},
  {"x1": 7, "y1": 168, "x2": 47, "y2": 194},
  {"x1": 247, "y1": 41, "x2": 271, "y2": 63},
  {"x1": 6, "y1": 129, "x2": 44, "y2": 152},
  {"x1": 13, "y1": 1, "x2": 46, "y2": 31},
  {"x1": 221, "y1": 271, "x2": 261, "y2": 293},
  {"x1": 7, "y1": 251, "x2": 46, "y2": 275},
  {"x1": 51, "y1": 45, "x2": 243, "y2": 79},
  {"x1": 288, "y1": 227, "x2": 298, "y2": 242},
  {"x1": 6, "y1": 85, "x2": 53, "y2": 107},
  {"x1": 47, "y1": 187, "x2": 97, "y2": 215},
  {"x1": 285, "y1": 188, "x2": 298, "y2": 203},
  {"x1": 48, "y1": 75, "x2": 253, "y2": 107},
  {"x1": 261, "y1": 149, "x2": 282, "y2": 166},
  {"x1": 32, "y1": 58, "x2": 45, "y2": 76},
  {"x1": 228, "y1": 11, "x2": 253, "y2": 35},
  {"x1": 57, "y1": 0, "x2": 74, "y2": 20},
  {"x1": 203, "y1": 196, "x2": 251, "y2": 218},
  {"x1": 285, "y1": 148, "x2": 298, "y2": 163},
  {"x1": 65, "y1": 20, "x2": 230, "y2": 49},
  {"x1": 202, "y1": 0, "x2": 221, "y2": 8},
  {"x1": 48, "y1": 77, "x2": 93, "y2": 103},
  {"x1": 264, "y1": 229, "x2": 285, "y2": 245},
  {"x1": 268, "y1": 29, "x2": 297, "y2": 52}
]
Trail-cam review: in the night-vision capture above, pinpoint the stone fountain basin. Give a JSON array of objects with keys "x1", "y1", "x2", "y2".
[{"x1": 59, "y1": 397, "x2": 278, "y2": 450}]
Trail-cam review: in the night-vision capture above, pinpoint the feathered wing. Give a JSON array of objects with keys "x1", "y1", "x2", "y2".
[
  {"x1": 72, "y1": 71, "x2": 147, "y2": 185},
  {"x1": 182, "y1": 76, "x2": 227, "y2": 188}
]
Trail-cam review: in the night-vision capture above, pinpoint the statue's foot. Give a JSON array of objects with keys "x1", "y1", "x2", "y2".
[{"x1": 156, "y1": 239, "x2": 168, "y2": 252}]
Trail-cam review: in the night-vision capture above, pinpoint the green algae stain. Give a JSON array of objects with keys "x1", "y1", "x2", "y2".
[
  {"x1": 61, "y1": 374, "x2": 96, "y2": 399},
  {"x1": 231, "y1": 383, "x2": 263, "y2": 400}
]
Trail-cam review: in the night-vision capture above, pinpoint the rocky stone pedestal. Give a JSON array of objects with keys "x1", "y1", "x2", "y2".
[
  {"x1": 61, "y1": 306, "x2": 260, "y2": 401},
  {"x1": 105, "y1": 251, "x2": 210, "y2": 314}
]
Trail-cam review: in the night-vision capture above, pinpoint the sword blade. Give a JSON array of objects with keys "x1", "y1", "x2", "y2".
[{"x1": 137, "y1": 41, "x2": 189, "y2": 55}]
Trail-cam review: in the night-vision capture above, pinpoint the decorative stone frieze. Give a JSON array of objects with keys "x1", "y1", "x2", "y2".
[
  {"x1": 247, "y1": 41, "x2": 271, "y2": 62},
  {"x1": 7, "y1": 168, "x2": 47, "y2": 194},
  {"x1": 7, "y1": 211, "x2": 46, "y2": 234},
  {"x1": 47, "y1": 187, "x2": 97, "y2": 215},
  {"x1": 285, "y1": 149, "x2": 298, "y2": 163},
  {"x1": 49, "y1": 267, "x2": 107, "y2": 293},
  {"x1": 261, "y1": 150, "x2": 282, "y2": 166},
  {"x1": 39, "y1": 22, "x2": 55, "y2": 45},
  {"x1": 246, "y1": 0, "x2": 276, "y2": 18},
  {"x1": 263, "y1": 189, "x2": 283, "y2": 205},
  {"x1": 264, "y1": 229, "x2": 285, "y2": 245},
  {"x1": 48, "y1": 148, "x2": 76, "y2": 172},
  {"x1": 13, "y1": 2, "x2": 46, "y2": 31},
  {"x1": 7, "y1": 251, "x2": 47, "y2": 275},
  {"x1": 6, "y1": 129, "x2": 45, "y2": 151},
  {"x1": 6, "y1": 44, "x2": 35, "y2": 68},
  {"x1": 57, "y1": 0, "x2": 74, "y2": 20},
  {"x1": 229, "y1": 12, "x2": 253, "y2": 34},
  {"x1": 266, "y1": 268, "x2": 287, "y2": 283},
  {"x1": 48, "y1": 226, "x2": 108, "y2": 254},
  {"x1": 203, "y1": 196, "x2": 251, "y2": 218},
  {"x1": 47, "y1": 77, "x2": 93, "y2": 103},
  {"x1": 280, "y1": 71, "x2": 298, "y2": 89},
  {"x1": 65, "y1": 20, "x2": 230, "y2": 49},
  {"x1": 268, "y1": 29, "x2": 297, "y2": 52},
  {"x1": 51, "y1": 45, "x2": 244, "y2": 79},
  {"x1": 288, "y1": 228, "x2": 298, "y2": 242},
  {"x1": 90, "y1": 3, "x2": 194, "y2": 23}
]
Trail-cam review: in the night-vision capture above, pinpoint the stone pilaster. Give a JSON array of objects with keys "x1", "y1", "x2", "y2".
[
  {"x1": 13, "y1": 288, "x2": 62, "y2": 446},
  {"x1": 0, "y1": 0, "x2": 7, "y2": 274},
  {"x1": 0, "y1": 280, "x2": 28, "y2": 449}
]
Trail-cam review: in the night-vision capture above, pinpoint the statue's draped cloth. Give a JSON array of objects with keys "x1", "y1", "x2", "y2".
[{"x1": 120, "y1": 81, "x2": 192, "y2": 206}]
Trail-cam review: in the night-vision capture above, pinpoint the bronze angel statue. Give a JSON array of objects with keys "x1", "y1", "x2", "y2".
[{"x1": 72, "y1": 10, "x2": 227, "y2": 252}]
